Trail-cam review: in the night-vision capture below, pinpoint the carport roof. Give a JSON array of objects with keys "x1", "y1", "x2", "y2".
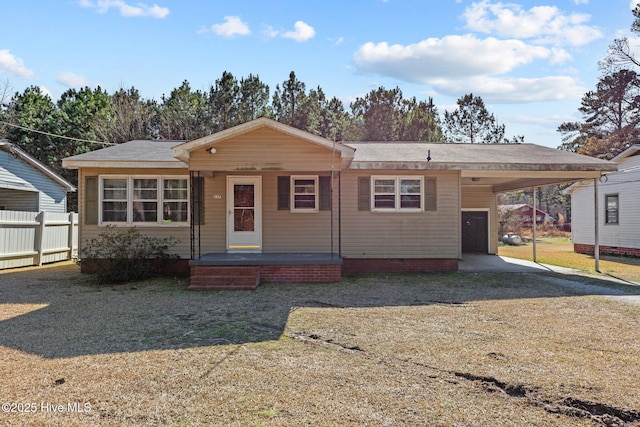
[
  {"x1": 347, "y1": 142, "x2": 616, "y2": 171},
  {"x1": 346, "y1": 142, "x2": 617, "y2": 192}
]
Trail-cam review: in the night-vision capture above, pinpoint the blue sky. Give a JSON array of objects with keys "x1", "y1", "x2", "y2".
[{"x1": 1, "y1": 0, "x2": 639, "y2": 147}]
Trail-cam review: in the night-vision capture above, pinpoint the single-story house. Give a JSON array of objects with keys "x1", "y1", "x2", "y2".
[
  {"x1": 62, "y1": 118, "x2": 616, "y2": 288},
  {"x1": 566, "y1": 144, "x2": 640, "y2": 257},
  {"x1": 1, "y1": 140, "x2": 76, "y2": 212},
  {"x1": 498, "y1": 204, "x2": 556, "y2": 226}
]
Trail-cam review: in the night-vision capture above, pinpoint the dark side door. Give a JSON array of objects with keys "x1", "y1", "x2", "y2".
[{"x1": 462, "y1": 211, "x2": 489, "y2": 253}]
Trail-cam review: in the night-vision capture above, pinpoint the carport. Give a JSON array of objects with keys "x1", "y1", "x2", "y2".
[{"x1": 452, "y1": 143, "x2": 618, "y2": 270}]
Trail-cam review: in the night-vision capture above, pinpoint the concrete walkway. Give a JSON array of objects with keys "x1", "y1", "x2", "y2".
[{"x1": 459, "y1": 254, "x2": 640, "y2": 307}]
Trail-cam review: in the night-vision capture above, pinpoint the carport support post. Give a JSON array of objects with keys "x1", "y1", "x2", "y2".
[
  {"x1": 594, "y1": 178, "x2": 600, "y2": 272},
  {"x1": 532, "y1": 186, "x2": 537, "y2": 263}
]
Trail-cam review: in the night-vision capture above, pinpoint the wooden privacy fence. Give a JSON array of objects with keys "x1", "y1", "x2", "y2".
[{"x1": 0, "y1": 210, "x2": 78, "y2": 270}]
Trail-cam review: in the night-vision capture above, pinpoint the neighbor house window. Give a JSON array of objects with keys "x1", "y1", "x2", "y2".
[
  {"x1": 605, "y1": 194, "x2": 619, "y2": 224},
  {"x1": 371, "y1": 176, "x2": 424, "y2": 212},
  {"x1": 100, "y1": 176, "x2": 189, "y2": 226},
  {"x1": 290, "y1": 176, "x2": 319, "y2": 212}
]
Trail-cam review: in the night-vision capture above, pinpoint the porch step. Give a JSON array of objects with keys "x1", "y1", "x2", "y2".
[{"x1": 188, "y1": 266, "x2": 260, "y2": 290}]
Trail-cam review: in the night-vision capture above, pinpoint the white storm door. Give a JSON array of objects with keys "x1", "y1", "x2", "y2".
[{"x1": 227, "y1": 176, "x2": 262, "y2": 252}]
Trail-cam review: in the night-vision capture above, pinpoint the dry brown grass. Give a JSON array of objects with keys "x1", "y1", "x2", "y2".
[
  {"x1": 1, "y1": 262, "x2": 640, "y2": 426},
  {"x1": 499, "y1": 237, "x2": 640, "y2": 284}
]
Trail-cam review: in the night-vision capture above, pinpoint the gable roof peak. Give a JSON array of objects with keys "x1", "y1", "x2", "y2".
[{"x1": 172, "y1": 117, "x2": 355, "y2": 162}]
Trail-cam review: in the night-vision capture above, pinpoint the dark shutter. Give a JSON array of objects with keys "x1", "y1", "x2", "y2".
[
  {"x1": 319, "y1": 176, "x2": 331, "y2": 211},
  {"x1": 192, "y1": 176, "x2": 204, "y2": 225},
  {"x1": 358, "y1": 176, "x2": 370, "y2": 211},
  {"x1": 84, "y1": 176, "x2": 98, "y2": 225},
  {"x1": 425, "y1": 178, "x2": 437, "y2": 211},
  {"x1": 277, "y1": 176, "x2": 290, "y2": 210}
]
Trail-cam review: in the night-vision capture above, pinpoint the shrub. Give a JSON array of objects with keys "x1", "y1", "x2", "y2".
[{"x1": 79, "y1": 226, "x2": 179, "y2": 283}]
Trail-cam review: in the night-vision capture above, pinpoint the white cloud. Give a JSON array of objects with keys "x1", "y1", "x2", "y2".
[
  {"x1": 0, "y1": 49, "x2": 35, "y2": 79},
  {"x1": 354, "y1": 35, "x2": 558, "y2": 83},
  {"x1": 39, "y1": 86, "x2": 53, "y2": 99},
  {"x1": 261, "y1": 25, "x2": 279, "y2": 39},
  {"x1": 430, "y1": 75, "x2": 586, "y2": 103},
  {"x1": 574, "y1": 0, "x2": 588, "y2": 4},
  {"x1": 281, "y1": 21, "x2": 316, "y2": 42},
  {"x1": 79, "y1": 0, "x2": 169, "y2": 18},
  {"x1": 463, "y1": 1, "x2": 602, "y2": 46},
  {"x1": 206, "y1": 16, "x2": 251, "y2": 37},
  {"x1": 56, "y1": 71, "x2": 90, "y2": 88}
]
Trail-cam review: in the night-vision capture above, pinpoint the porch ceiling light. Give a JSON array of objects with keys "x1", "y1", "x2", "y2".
[{"x1": 207, "y1": 147, "x2": 217, "y2": 155}]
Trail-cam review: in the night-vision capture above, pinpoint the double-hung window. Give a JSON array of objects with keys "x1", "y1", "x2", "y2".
[
  {"x1": 290, "y1": 176, "x2": 319, "y2": 213},
  {"x1": 371, "y1": 176, "x2": 424, "y2": 212},
  {"x1": 605, "y1": 194, "x2": 619, "y2": 224},
  {"x1": 99, "y1": 176, "x2": 189, "y2": 225},
  {"x1": 102, "y1": 178, "x2": 128, "y2": 222}
]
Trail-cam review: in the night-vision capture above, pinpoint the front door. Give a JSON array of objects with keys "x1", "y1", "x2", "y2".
[
  {"x1": 227, "y1": 176, "x2": 262, "y2": 252},
  {"x1": 462, "y1": 211, "x2": 489, "y2": 253}
]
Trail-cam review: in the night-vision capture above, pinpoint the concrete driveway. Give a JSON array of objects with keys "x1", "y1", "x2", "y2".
[
  {"x1": 459, "y1": 254, "x2": 640, "y2": 307},
  {"x1": 459, "y1": 254, "x2": 579, "y2": 274}
]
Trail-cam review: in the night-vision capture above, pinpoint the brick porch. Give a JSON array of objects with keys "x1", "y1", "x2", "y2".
[{"x1": 188, "y1": 253, "x2": 342, "y2": 290}]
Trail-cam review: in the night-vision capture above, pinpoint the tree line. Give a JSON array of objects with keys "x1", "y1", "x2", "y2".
[
  {"x1": 0, "y1": 71, "x2": 519, "y2": 185},
  {"x1": 558, "y1": 5, "x2": 640, "y2": 160}
]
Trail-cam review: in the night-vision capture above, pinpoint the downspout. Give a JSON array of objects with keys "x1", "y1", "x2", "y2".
[{"x1": 594, "y1": 178, "x2": 600, "y2": 272}]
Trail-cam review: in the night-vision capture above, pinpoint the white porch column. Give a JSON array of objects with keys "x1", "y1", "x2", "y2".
[
  {"x1": 532, "y1": 186, "x2": 537, "y2": 263},
  {"x1": 594, "y1": 178, "x2": 600, "y2": 272}
]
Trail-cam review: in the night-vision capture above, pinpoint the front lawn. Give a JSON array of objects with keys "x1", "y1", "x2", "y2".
[{"x1": 1, "y1": 262, "x2": 639, "y2": 426}]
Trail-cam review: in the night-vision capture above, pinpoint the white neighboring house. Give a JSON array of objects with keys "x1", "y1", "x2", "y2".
[
  {"x1": 567, "y1": 144, "x2": 640, "y2": 257},
  {"x1": 0, "y1": 140, "x2": 76, "y2": 212}
]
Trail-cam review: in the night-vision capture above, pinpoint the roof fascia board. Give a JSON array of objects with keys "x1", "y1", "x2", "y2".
[
  {"x1": 62, "y1": 160, "x2": 187, "y2": 170},
  {"x1": 349, "y1": 161, "x2": 617, "y2": 172},
  {"x1": 612, "y1": 144, "x2": 640, "y2": 162}
]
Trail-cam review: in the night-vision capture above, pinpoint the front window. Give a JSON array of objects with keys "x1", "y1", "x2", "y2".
[
  {"x1": 291, "y1": 176, "x2": 318, "y2": 212},
  {"x1": 102, "y1": 178, "x2": 127, "y2": 222},
  {"x1": 133, "y1": 178, "x2": 158, "y2": 223},
  {"x1": 100, "y1": 176, "x2": 188, "y2": 226},
  {"x1": 163, "y1": 179, "x2": 188, "y2": 222},
  {"x1": 372, "y1": 176, "x2": 424, "y2": 212},
  {"x1": 605, "y1": 194, "x2": 619, "y2": 224}
]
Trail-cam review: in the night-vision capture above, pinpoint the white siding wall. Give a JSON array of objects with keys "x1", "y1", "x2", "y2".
[
  {"x1": 571, "y1": 154, "x2": 640, "y2": 249},
  {"x1": 0, "y1": 148, "x2": 69, "y2": 213}
]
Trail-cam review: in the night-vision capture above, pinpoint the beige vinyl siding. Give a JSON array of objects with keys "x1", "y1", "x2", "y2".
[
  {"x1": 198, "y1": 172, "x2": 338, "y2": 255},
  {"x1": 189, "y1": 128, "x2": 339, "y2": 172},
  {"x1": 461, "y1": 185, "x2": 498, "y2": 254},
  {"x1": 340, "y1": 170, "x2": 460, "y2": 259},
  {"x1": 78, "y1": 167, "x2": 192, "y2": 258}
]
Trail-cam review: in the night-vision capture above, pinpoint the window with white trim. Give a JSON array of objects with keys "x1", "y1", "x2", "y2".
[
  {"x1": 99, "y1": 176, "x2": 189, "y2": 225},
  {"x1": 605, "y1": 194, "x2": 619, "y2": 224},
  {"x1": 371, "y1": 176, "x2": 424, "y2": 212},
  {"x1": 291, "y1": 175, "x2": 319, "y2": 213}
]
